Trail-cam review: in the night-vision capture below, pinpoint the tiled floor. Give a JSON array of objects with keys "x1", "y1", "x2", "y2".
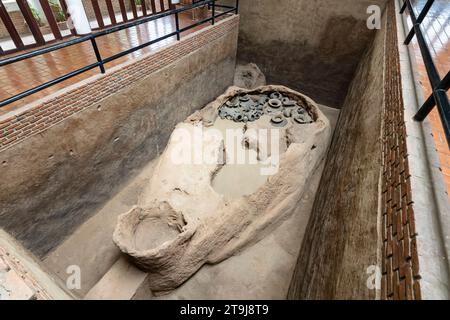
[
  {"x1": 407, "y1": 0, "x2": 450, "y2": 196},
  {"x1": 0, "y1": 9, "x2": 220, "y2": 115}
]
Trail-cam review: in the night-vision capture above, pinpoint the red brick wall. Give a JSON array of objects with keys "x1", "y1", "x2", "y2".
[
  {"x1": 0, "y1": 15, "x2": 239, "y2": 151},
  {"x1": 82, "y1": 0, "x2": 172, "y2": 22},
  {"x1": 0, "y1": 10, "x2": 30, "y2": 39},
  {"x1": 0, "y1": 1, "x2": 171, "y2": 43},
  {"x1": 380, "y1": 0, "x2": 421, "y2": 300}
]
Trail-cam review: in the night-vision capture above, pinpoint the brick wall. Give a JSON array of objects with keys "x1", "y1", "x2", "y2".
[
  {"x1": 0, "y1": 1, "x2": 167, "y2": 40},
  {"x1": 380, "y1": 0, "x2": 421, "y2": 300},
  {"x1": 82, "y1": 0, "x2": 132, "y2": 22},
  {"x1": 0, "y1": 10, "x2": 30, "y2": 39},
  {"x1": 0, "y1": 15, "x2": 239, "y2": 151}
]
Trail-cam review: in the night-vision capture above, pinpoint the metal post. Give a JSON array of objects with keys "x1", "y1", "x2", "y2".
[
  {"x1": 235, "y1": 0, "x2": 239, "y2": 14},
  {"x1": 90, "y1": 37, "x2": 105, "y2": 74},
  {"x1": 211, "y1": 0, "x2": 215, "y2": 25},
  {"x1": 175, "y1": 11, "x2": 180, "y2": 41},
  {"x1": 0, "y1": 0, "x2": 237, "y2": 107},
  {"x1": 404, "y1": 0, "x2": 435, "y2": 45},
  {"x1": 402, "y1": 0, "x2": 450, "y2": 147}
]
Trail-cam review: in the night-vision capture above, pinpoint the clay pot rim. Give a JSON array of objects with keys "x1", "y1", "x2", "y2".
[{"x1": 112, "y1": 205, "x2": 196, "y2": 257}]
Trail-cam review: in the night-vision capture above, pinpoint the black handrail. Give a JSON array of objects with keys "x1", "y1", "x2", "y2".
[
  {"x1": 0, "y1": 0, "x2": 239, "y2": 108},
  {"x1": 400, "y1": 0, "x2": 450, "y2": 148}
]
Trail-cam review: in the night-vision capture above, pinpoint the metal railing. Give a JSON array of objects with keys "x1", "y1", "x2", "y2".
[
  {"x1": 0, "y1": 0, "x2": 238, "y2": 108},
  {"x1": 400, "y1": 0, "x2": 450, "y2": 148},
  {"x1": 0, "y1": 1, "x2": 179, "y2": 56}
]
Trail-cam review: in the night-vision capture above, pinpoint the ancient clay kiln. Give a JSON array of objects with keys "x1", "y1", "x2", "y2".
[{"x1": 113, "y1": 85, "x2": 331, "y2": 293}]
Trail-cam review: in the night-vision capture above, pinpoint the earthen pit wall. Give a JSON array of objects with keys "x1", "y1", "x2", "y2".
[
  {"x1": 221, "y1": 0, "x2": 387, "y2": 108},
  {"x1": 0, "y1": 15, "x2": 239, "y2": 258},
  {"x1": 288, "y1": 2, "x2": 423, "y2": 300}
]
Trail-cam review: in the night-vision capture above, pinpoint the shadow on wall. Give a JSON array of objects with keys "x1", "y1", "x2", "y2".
[{"x1": 223, "y1": 0, "x2": 387, "y2": 108}]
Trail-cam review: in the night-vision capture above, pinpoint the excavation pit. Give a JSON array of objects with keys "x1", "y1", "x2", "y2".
[{"x1": 113, "y1": 85, "x2": 332, "y2": 293}]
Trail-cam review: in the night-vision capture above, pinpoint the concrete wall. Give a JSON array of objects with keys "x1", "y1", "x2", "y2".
[
  {"x1": 223, "y1": 0, "x2": 386, "y2": 107},
  {"x1": 287, "y1": 7, "x2": 386, "y2": 299},
  {"x1": 0, "y1": 16, "x2": 239, "y2": 258}
]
